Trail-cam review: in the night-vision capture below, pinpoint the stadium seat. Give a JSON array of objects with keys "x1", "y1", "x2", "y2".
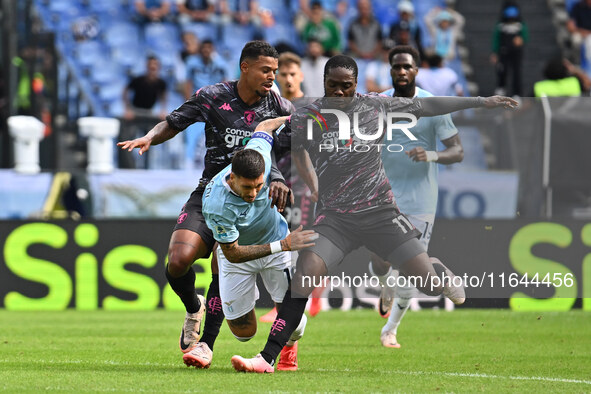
[
  {"x1": 112, "y1": 44, "x2": 147, "y2": 72},
  {"x1": 258, "y1": 0, "x2": 293, "y2": 24},
  {"x1": 103, "y1": 22, "x2": 142, "y2": 49},
  {"x1": 182, "y1": 22, "x2": 218, "y2": 42},
  {"x1": 166, "y1": 91, "x2": 186, "y2": 113},
  {"x1": 90, "y1": 60, "x2": 125, "y2": 85},
  {"x1": 263, "y1": 24, "x2": 297, "y2": 46},
  {"x1": 47, "y1": 0, "x2": 74, "y2": 14},
  {"x1": 104, "y1": 98, "x2": 125, "y2": 117},
  {"x1": 221, "y1": 24, "x2": 255, "y2": 53},
  {"x1": 413, "y1": 0, "x2": 446, "y2": 18},
  {"x1": 144, "y1": 23, "x2": 182, "y2": 52},
  {"x1": 372, "y1": 0, "x2": 400, "y2": 26},
  {"x1": 87, "y1": 0, "x2": 124, "y2": 14},
  {"x1": 74, "y1": 40, "x2": 105, "y2": 72},
  {"x1": 97, "y1": 78, "x2": 127, "y2": 103}
]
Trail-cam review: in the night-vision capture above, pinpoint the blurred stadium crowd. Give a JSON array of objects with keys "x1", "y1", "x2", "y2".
[{"x1": 32, "y1": 0, "x2": 472, "y2": 118}]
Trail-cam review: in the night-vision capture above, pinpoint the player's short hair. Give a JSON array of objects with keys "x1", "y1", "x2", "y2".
[
  {"x1": 201, "y1": 38, "x2": 214, "y2": 46},
  {"x1": 278, "y1": 52, "x2": 301, "y2": 68},
  {"x1": 239, "y1": 41, "x2": 279, "y2": 64},
  {"x1": 324, "y1": 55, "x2": 358, "y2": 81},
  {"x1": 388, "y1": 46, "x2": 421, "y2": 67},
  {"x1": 426, "y1": 53, "x2": 443, "y2": 68},
  {"x1": 232, "y1": 149, "x2": 265, "y2": 179}
]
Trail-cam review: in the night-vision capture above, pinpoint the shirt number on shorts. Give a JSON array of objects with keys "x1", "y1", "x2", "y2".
[{"x1": 392, "y1": 216, "x2": 413, "y2": 234}]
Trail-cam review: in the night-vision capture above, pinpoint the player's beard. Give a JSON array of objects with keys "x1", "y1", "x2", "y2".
[
  {"x1": 393, "y1": 80, "x2": 416, "y2": 98},
  {"x1": 255, "y1": 88, "x2": 270, "y2": 98}
]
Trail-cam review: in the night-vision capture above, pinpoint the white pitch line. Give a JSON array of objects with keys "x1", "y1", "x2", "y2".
[
  {"x1": 1, "y1": 359, "x2": 589, "y2": 385},
  {"x1": 317, "y1": 368, "x2": 591, "y2": 386}
]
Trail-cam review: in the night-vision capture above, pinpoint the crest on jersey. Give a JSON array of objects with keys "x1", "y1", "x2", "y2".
[
  {"x1": 215, "y1": 225, "x2": 227, "y2": 236},
  {"x1": 244, "y1": 110, "x2": 256, "y2": 126}
]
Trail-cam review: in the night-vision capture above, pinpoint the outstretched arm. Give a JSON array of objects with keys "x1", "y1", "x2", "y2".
[
  {"x1": 117, "y1": 120, "x2": 180, "y2": 155},
  {"x1": 417, "y1": 96, "x2": 518, "y2": 117}
]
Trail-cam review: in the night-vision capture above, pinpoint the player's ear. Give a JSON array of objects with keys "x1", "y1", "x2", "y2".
[{"x1": 240, "y1": 60, "x2": 249, "y2": 74}]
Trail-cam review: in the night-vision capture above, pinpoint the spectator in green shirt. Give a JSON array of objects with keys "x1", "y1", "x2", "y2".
[{"x1": 301, "y1": 1, "x2": 341, "y2": 56}]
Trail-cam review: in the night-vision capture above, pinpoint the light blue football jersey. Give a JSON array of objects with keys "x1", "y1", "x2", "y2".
[
  {"x1": 202, "y1": 132, "x2": 289, "y2": 245},
  {"x1": 380, "y1": 87, "x2": 458, "y2": 216}
]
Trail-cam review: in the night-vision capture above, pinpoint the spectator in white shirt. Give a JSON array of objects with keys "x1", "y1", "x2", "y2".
[
  {"x1": 301, "y1": 38, "x2": 329, "y2": 97},
  {"x1": 416, "y1": 54, "x2": 464, "y2": 96}
]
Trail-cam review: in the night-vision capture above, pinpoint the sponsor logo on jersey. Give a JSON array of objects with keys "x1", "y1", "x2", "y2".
[
  {"x1": 177, "y1": 213, "x2": 188, "y2": 224},
  {"x1": 244, "y1": 110, "x2": 256, "y2": 126},
  {"x1": 215, "y1": 225, "x2": 227, "y2": 236},
  {"x1": 224, "y1": 128, "x2": 252, "y2": 148},
  {"x1": 219, "y1": 103, "x2": 233, "y2": 111}
]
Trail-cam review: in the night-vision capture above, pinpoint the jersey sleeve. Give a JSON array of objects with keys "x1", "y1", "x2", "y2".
[
  {"x1": 205, "y1": 213, "x2": 240, "y2": 244},
  {"x1": 380, "y1": 94, "x2": 423, "y2": 118},
  {"x1": 279, "y1": 95, "x2": 296, "y2": 115},
  {"x1": 435, "y1": 114, "x2": 458, "y2": 141},
  {"x1": 165, "y1": 87, "x2": 209, "y2": 131}
]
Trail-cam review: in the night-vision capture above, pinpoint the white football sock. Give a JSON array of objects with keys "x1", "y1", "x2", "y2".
[
  {"x1": 381, "y1": 297, "x2": 411, "y2": 335},
  {"x1": 369, "y1": 261, "x2": 393, "y2": 287},
  {"x1": 286, "y1": 313, "x2": 307, "y2": 346}
]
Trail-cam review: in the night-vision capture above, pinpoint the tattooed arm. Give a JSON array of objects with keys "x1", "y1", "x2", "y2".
[{"x1": 219, "y1": 226, "x2": 317, "y2": 264}]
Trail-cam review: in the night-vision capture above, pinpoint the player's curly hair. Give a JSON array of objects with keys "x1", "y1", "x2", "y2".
[
  {"x1": 388, "y1": 46, "x2": 421, "y2": 67},
  {"x1": 240, "y1": 41, "x2": 279, "y2": 63},
  {"x1": 232, "y1": 149, "x2": 265, "y2": 179},
  {"x1": 323, "y1": 55, "x2": 358, "y2": 81}
]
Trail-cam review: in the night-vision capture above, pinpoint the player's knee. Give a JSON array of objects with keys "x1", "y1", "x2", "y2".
[
  {"x1": 227, "y1": 313, "x2": 257, "y2": 338},
  {"x1": 167, "y1": 248, "x2": 196, "y2": 276},
  {"x1": 233, "y1": 333, "x2": 255, "y2": 342},
  {"x1": 229, "y1": 324, "x2": 257, "y2": 339},
  {"x1": 297, "y1": 251, "x2": 328, "y2": 278}
]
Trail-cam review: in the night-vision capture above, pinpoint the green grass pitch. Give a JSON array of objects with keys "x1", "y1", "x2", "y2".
[{"x1": 0, "y1": 309, "x2": 589, "y2": 392}]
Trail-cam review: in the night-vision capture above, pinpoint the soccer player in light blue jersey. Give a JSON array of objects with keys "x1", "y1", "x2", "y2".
[
  {"x1": 182, "y1": 119, "x2": 316, "y2": 372},
  {"x1": 370, "y1": 46, "x2": 465, "y2": 348}
]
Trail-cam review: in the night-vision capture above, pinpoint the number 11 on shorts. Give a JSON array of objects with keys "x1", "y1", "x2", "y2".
[{"x1": 392, "y1": 216, "x2": 413, "y2": 233}]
